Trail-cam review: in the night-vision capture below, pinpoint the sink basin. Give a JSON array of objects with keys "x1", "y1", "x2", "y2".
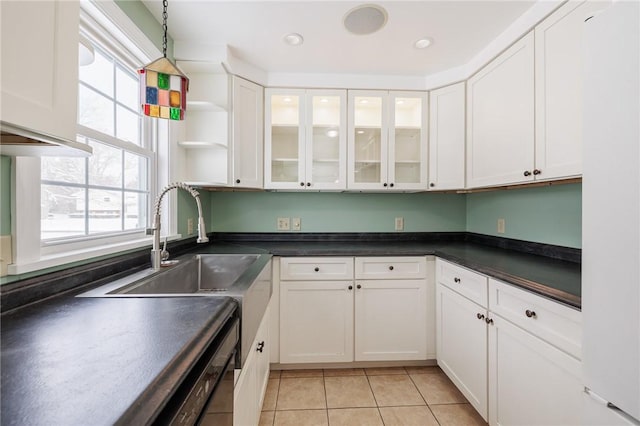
[{"x1": 113, "y1": 254, "x2": 259, "y2": 295}]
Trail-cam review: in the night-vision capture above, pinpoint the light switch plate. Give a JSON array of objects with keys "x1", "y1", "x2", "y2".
[
  {"x1": 395, "y1": 217, "x2": 404, "y2": 231},
  {"x1": 292, "y1": 217, "x2": 301, "y2": 231},
  {"x1": 497, "y1": 218, "x2": 506, "y2": 234},
  {"x1": 277, "y1": 217, "x2": 290, "y2": 231}
]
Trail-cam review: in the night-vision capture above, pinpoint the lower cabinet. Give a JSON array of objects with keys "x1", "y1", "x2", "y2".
[
  {"x1": 436, "y1": 282, "x2": 489, "y2": 421},
  {"x1": 234, "y1": 305, "x2": 270, "y2": 426},
  {"x1": 280, "y1": 280, "x2": 354, "y2": 363},
  {"x1": 488, "y1": 313, "x2": 582, "y2": 426},
  {"x1": 435, "y1": 258, "x2": 583, "y2": 426},
  {"x1": 279, "y1": 256, "x2": 432, "y2": 364}
]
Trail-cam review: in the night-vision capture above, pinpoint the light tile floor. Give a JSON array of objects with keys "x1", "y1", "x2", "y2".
[{"x1": 259, "y1": 366, "x2": 487, "y2": 426}]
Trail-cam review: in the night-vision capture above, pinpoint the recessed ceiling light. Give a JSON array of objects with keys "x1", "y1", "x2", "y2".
[
  {"x1": 414, "y1": 38, "x2": 433, "y2": 49},
  {"x1": 320, "y1": 98, "x2": 329, "y2": 103},
  {"x1": 359, "y1": 99, "x2": 369, "y2": 104},
  {"x1": 283, "y1": 33, "x2": 304, "y2": 46},
  {"x1": 326, "y1": 129, "x2": 339, "y2": 138},
  {"x1": 283, "y1": 97, "x2": 292, "y2": 103},
  {"x1": 357, "y1": 130, "x2": 365, "y2": 134},
  {"x1": 344, "y1": 4, "x2": 388, "y2": 35}
]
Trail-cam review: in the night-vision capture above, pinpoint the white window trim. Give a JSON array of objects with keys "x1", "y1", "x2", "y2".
[{"x1": 9, "y1": 0, "x2": 179, "y2": 275}]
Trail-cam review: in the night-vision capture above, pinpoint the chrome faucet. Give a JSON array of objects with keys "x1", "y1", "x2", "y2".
[{"x1": 149, "y1": 182, "x2": 209, "y2": 270}]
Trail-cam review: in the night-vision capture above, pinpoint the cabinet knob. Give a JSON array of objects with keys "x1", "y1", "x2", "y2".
[
  {"x1": 389, "y1": 183, "x2": 394, "y2": 188},
  {"x1": 306, "y1": 182, "x2": 311, "y2": 187},
  {"x1": 388, "y1": 265, "x2": 394, "y2": 271},
  {"x1": 300, "y1": 182, "x2": 305, "y2": 187},
  {"x1": 257, "y1": 341, "x2": 265, "y2": 352},
  {"x1": 357, "y1": 284, "x2": 362, "y2": 289},
  {"x1": 453, "y1": 277, "x2": 461, "y2": 283},
  {"x1": 523, "y1": 170, "x2": 532, "y2": 177},
  {"x1": 525, "y1": 309, "x2": 536, "y2": 318},
  {"x1": 430, "y1": 183, "x2": 435, "y2": 188},
  {"x1": 348, "y1": 285, "x2": 353, "y2": 290},
  {"x1": 314, "y1": 267, "x2": 320, "y2": 272},
  {"x1": 533, "y1": 169, "x2": 541, "y2": 176},
  {"x1": 477, "y1": 313, "x2": 485, "y2": 320},
  {"x1": 236, "y1": 179, "x2": 241, "y2": 184},
  {"x1": 383, "y1": 183, "x2": 388, "y2": 187},
  {"x1": 485, "y1": 317, "x2": 494, "y2": 325}
]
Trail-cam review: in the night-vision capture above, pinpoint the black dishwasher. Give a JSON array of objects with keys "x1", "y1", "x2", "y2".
[{"x1": 154, "y1": 315, "x2": 238, "y2": 426}]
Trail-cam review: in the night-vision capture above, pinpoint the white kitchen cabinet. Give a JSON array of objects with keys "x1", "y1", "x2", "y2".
[
  {"x1": 354, "y1": 257, "x2": 429, "y2": 361},
  {"x1": 0, "y1": 0, "x2": 80, "y2": 145},
  {"x1": 265, "y1": 89, "x2": 347, "y2": 190},
  {"x1": 279, "y1": 256, "x2": 432, "y2": 364},
  {"x1": 488, "y1": 311, "x2": 582, "y2": 426},
  {"x1": 428, "y1": 82, "x2": 466, "y2": 190},
  {"x1": 436, "y1": 261, "x2": 489, "y2": 421},
  {"x1": 230, "y1": 76, "x2": 264, "y2": 188},
  {"x1": 534, "y1": 0, "x2": 605, "y2": 181},
  {"x1": 280, "y1": 280, "x2": 354, "y2": 363},
  {"x1": 234, "y1": 304, "x2": 271, "y2": 426},
  {"x1": 175, "y1": 62, "x2": 230, "y2": 186},
  {"x1": 466, "y1": 31, "x2": 535, "y2": 188},
  {"x1": 348, "y1": 90, "x2": 428, "y2": 191}
]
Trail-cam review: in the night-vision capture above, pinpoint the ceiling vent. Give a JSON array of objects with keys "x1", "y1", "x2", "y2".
[{"x1": 343, "y1": 4, "x2": 388, "y2": 35}]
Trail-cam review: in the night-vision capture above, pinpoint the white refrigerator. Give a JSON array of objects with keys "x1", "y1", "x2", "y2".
[{"x1": 582, "y1": 1, "x2": 640, "y2": 425}]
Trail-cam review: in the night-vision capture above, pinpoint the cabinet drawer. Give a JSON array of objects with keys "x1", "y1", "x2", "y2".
[
  {"x1": 355, "y1": 257, "x2": 426, "y2": 279},
  {"x1": 280, "y1": 257, "x2": 354, "y2": 280},
  {"x1": 488, "y1": 278, "x2": 581, "y2": 359},
  {"x1": 436, "y1": 259, "x2": 488, "y2": 307}
]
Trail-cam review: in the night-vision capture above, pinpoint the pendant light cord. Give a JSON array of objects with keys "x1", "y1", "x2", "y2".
[{"x1": 162, "y1": 0, "x2": 168, "y2": 58}]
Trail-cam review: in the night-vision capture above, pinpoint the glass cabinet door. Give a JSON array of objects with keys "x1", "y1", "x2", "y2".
[
  {"x1": 389, "y1": 92, "x2": 427, "y2": 189},
  {"x1": 266, "y1": 90, "x2": 305, "y2": 188},
  {"x1": 307, "y1": 91, "x2": 346, "y2": 189},
  {"x1": 348, "y1": 91, "x2": 388, "y2": 189}
]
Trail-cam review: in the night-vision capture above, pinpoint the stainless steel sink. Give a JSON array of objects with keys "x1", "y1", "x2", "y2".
[
  {"x1": 113, "y1": 254, "x2": 259, "y2": 295},
  {"x1": 78, "y1": 252, "x2": 272, "y2": 368}
]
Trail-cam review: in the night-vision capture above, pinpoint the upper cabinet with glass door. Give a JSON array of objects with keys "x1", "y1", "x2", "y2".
[
  {"x1": 348, "y1": 90, "x2": 428, "y2": 191},
  {"x1": 265, "y1": 89, "x2": 347, "y2": 190}
]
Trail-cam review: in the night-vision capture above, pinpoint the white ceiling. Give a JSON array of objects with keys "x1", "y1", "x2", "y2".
[{"x1": 141, "y1": 1, "x2": 537, "y2": 77}]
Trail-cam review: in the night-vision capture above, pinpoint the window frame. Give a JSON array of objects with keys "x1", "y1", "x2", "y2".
[{"x1": 9, "y1": 0, "x2": 175, "y2": 275}]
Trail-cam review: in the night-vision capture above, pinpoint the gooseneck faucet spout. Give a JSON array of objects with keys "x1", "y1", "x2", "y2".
[{"x1": 150, "y1": 182, "x2": 209, "y2": 270}]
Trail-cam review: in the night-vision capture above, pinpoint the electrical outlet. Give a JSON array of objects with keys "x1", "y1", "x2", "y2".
[
  {"x1": 497, "y1": 218, "x2": 506, "y2": 234},
  {"x1": 187, "y1": 218, "x2": 194, "y2": 235},
  {"x1": 277, "y1": 217, "x2": 290, "y2": 231},
  {"x1": 292, "y1": 217, "x2": 301, "y2": 231},
  {"x1": 395, "y1": 217, "x2": 404, "y2": 231}
]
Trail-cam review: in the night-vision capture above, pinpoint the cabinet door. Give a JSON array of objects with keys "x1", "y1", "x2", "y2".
[
  {"x1": 534, "y1": 1, "x2": 604, "y2": 181},
  {"x1": 355, "y1": 279, "x2": 428, "y2": 361},
  {"x1": 428, "y1": 82, "x2": 466, "y2": 190},
  {"x1": 348, "y1": 90, "x2": 390, "y2": 190},
  {"x1": 436, "y1": 284, "x2": 488, "y2": 421},
  {"x1": 488, "y1": 315, "x2": 582, "y2": 426},
  {"x1": 467, "y1": 31, "x2": 535, "y2": 188},
  {"x1": 265, "y1": 89, "x2": 306, "y2": 189},
  {"x1": 306, "y1": 90, "x2": 347, "y2": 190},
  {"x1": 389, "y1": 92, "x2": 428, "y2": 190},
  {"x1": 1, "y1": 0, "x2": 79, "y2": 143},
  {"x1": 232, "y1": 76, "x2": 264, "y2": 188},
  {"x1": 234, "y1": 351, "x2": 258, "y2": 426},
  {"x1": 280, "y1": 280, "x2": 354, "y2": 363},
  {"x1": 255, "y1": 305, "x2": 271, "y2": 413}
]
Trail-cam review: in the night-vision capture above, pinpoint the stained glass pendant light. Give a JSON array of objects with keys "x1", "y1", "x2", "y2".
[{"x1": 138, "y1": 0, "x2": 188, "y2": 120}]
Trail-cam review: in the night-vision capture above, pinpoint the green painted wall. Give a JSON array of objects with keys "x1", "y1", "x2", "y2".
[
  {"x1": 114, "y1": 0, "x2": 174, "y2": 58},
  {"x1": 0, "y1": 156, "x2": 11, "y2": 235},
  {"x1": 209, "y1": 192, "x2": 467, "y2": 233},
  {"x1": 177, "y1": 189, "x2": 211, "y2": 237},
  {"x1": 466, "y1": 183, "x2": 582, "y2": 248}
]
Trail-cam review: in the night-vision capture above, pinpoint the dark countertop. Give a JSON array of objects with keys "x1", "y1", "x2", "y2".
[
  {"x1": 219, "y1": 239, "x2": 581, "y2": 308},
  {"x1": 1, "y1": 296, "x2": 237, "y2": 426},
  {"x1": 0, "y1": 233, "x2": 580, "y2": 426}
]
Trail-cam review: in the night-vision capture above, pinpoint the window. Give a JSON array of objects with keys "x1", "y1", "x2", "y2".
[
  {"x1": 41, "y1": 30, "x2": 153, "y2": 243},
  {"x1": 10, "y1": 1, "x2": 172, "y2": 274}
]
